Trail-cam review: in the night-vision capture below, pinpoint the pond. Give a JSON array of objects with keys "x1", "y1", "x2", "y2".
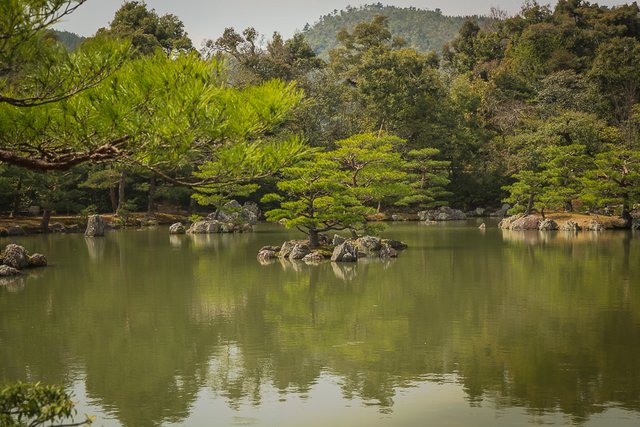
[{"x1": 1, "y1": 222, "x2": 639, "y2": 426}]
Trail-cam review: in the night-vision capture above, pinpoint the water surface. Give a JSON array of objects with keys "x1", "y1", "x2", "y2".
[{"x1": 1, "y1": 222, "x2": 639, "y2": 426}]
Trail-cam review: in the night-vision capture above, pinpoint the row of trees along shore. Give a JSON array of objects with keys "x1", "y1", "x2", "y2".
[{"x1": 1, "y1": 0, "x2": 640, "y2": 235}]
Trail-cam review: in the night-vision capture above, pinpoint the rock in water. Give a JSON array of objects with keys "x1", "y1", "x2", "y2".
[
  {"x1": 354, "y1": 236, "x2": 382, "y2": 256},
  {"x1": 289, "y1": 243, "x2": 311, "y2": 260},
  {"x1": 418, "y1": 206, "x2": 467, "y2": 221},
  {"x1": 379, "y1": 243, "x2": 398, "y2": 258},
  {"x1": 331, "y1": 241, "x2": 358, "y2": 262},
  {"x1": 28, "y1": 254, "x2": 47, "y2": 268},
  {"x1": 169, "y1": 222, "x2": 186, "y2": 234},
  {"x1": 303, "y1": 251, "x2": 325, "y2": 263},
  {"x1": 2, "y1": 244, "x2": 29, "y2": 269},
  {"x1": 0, "y1": 265, "x2": 20, "y2": 277},
  {"x1": 85, "y1": 215, "x2": 106, "y2": 237},
  {"x1": 382, "y1": 239, "x2": 408, "y2": 250},
  {"x1": 478, "y1": 223, "x2": 486, "y2": 230},
  {"x1": 332, "y1": 234, "x2": 346, "y2": 246}
]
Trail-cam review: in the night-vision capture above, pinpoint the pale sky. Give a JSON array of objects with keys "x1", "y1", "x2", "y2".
[{"x1": 54, "y1": 0, "x2": 632, "y2": 47}]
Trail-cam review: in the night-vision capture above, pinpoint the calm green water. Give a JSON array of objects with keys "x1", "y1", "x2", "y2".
[{"x1": 1, "y1": 222, "x2": 639, "y2": 426}]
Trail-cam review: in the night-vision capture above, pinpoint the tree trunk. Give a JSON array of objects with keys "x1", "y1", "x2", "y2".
[
  {"x1": 540, "y1": 207, "x2": 546, "y2": 220},
  {"x1": 117, "y1": 170, "x2": 126, "y2": 213},
  {"x1": 621, "y1": 196, "x2": 632, "y2": 229},
  {"x1": 377, "y1": 200, "x2": 382, "y2": 213},
  {"x1": 40, "y1": 209, "x2": 51, "y2": 233},
  {"x1": 147, "y1": 175, "x2": 156, "y2": 215},
  {"x1": 10, "y1": 178, "x2": 22, "y2": 218},
  {"x1": 524, "y1": 194, "x2": 534, "y2": 215},
  {"x1": 308, "y1": 229, "x2": 320, "y2": 249},
  {"x1": 564, "y1": 201, "x2": 573, "y2": 212},
  {"x1": 109, "y1": 186, "x2": 118, "y2": 213}
]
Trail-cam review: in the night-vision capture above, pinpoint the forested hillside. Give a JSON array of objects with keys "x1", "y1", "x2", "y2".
[
  {"x1": 53, "y1": 30, "x2": 85, "y2": 51},
  {"x1": 302, "y1": 3, "x2": 488, "y2": 55}
]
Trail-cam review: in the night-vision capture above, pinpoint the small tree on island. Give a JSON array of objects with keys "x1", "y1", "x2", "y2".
[
  {"x1": 326, "y1": 132, "x2": 410, "y2": 212},
  {"x1": 262, "y1": 156, "x2": 373, "y2": 248}
]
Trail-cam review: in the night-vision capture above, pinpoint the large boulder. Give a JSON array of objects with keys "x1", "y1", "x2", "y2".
[
  {"x1": 353, "y1": 236, "x2": 382, "y2": 256},
  {"x1": 332, "y1": 234, "x2": 346, "y2": 246},
  {"x1": 169, "y1": 222, "x2": 186, "y2": 234},
  {"x1": 289, "y1": 243, "x2": 311, "y2": 260},
  {"x1": 538, "y1": 219, "x2": 558, "y2": 231},
  {"x1": 379, "y1": 242, "x2": 398, "y2": 258},
  {"x1": 2, "y1": 244, "x2": 29, "y2": 269},
  {"x1": 279, "y1": 240, "x2": 307, "y2": 258},
  {"x1": 257, "y1": 246, "x2": 279, "y2": 263},
  {"x1": 331, "y1": 241, "x2": 358, "y2": 262},
  {"x1": 303, "y1": 251, "x2": 326, "y2": 263},
  {"x1": 418, "y1": 206, "x2": 466, "y2": 221},
  {"x1": 85, "y1": 215, "x2": 106, "y2": 237},
  {"x1": 632, "y1": 219, "x2": 640, "y2": 231},
  {"x1": 508, "y1": 215, "x2": 541, "y2": 230},
  {"x1": 0, "y1": 265, "x2": 20, "y2": 277},
  {"x1": 28, "y1": 254, "x2": 47, "y2": 268}
]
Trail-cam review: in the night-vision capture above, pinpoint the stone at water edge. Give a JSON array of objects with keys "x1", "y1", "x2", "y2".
[
  {"x1": 478, "y1": 223, "x2": 486, "y2": 230},
  {"x1": 332, "y1": 234, "x2": 346, "y2": 246},
  {"x1": 0, "y1": 265, "x2": 20, "y2": 277},
  {"x1": 354, "y1": 236, "x2": 382, "y2": 256},
  {"x1": 382, "y1": 239, "x2": 408, "y2": 250},
  {"x1": 379, "y1": 243, "x2": 398, "y2": 258},
  {"x1": 169, "y1": 222, "x2": 186, "y2": 234},
  {"x1": 289, "y1": 244, "x2": 311, "y2": 260},
  {"x1": 28, "y1": 254, "x2": 47, "y2": 268},
  {"x1": 538, "y1": 219, "x2": 558, "y2": 231},
  {"x1": 303, "y1": 251, "x2": 326, "y2": 263},
  {"x1": 257, "y1": 248, "x2": 278, "y2": 262},
  {"x1": 2, "y1": 244, "x2": 29, "y2": 269},
  {"x1": 85, "y1": 214, "x2": 106, "y2": 237},
  {"x1": 331, "y1": 241, "x2": 358, "y2": 263}
]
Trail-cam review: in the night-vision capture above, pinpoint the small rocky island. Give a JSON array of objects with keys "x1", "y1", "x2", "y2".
[
  {"x1": 170, "y1": 201, "x2": 260, "y2": 235},
  {"x1": 0, "y1": 244, "x2": 47, "y2": 278},
  {"x1": 257, "y1": 234, "x2": 408, "y2": 264}
]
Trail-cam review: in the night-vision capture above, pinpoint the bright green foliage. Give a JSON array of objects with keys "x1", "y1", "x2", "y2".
[
  {"x1": 326, "y1": 133, "x2": 409, "y2": 207},
  {"x1": 581, "y1": 147, "x2": 640, "y2": 220},
  {"x1": 263, "y1": 155, "x2": 372, "y2": 247},
  {"x1": 537, "y1": 144, "x2": 590, "y2": 212},
  {"x1": 0, "y1": 51, "x2": 304, "y2": 172},
  {"x1": 97, "y1": 1, "x2": 193, "y2": 56},
  {"x1": 503, "y1": 170, "x2": 547, "y2": 215},
  {"x1": 0, "y1": 382, "x2": 92, "y2": 426},
  {"x1": 0, "y1": 1, "x2": 129, "y2": 108},
  {"x1": 398, "y1": 148, "x2": 451, "y2": 209}
]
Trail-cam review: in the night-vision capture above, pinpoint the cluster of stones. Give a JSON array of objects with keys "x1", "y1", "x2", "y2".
[
  {"x1": 418, "y1": 206, "x2": 467, "y2": 221},
  {"x1": 257, "y1": 234, "x2": 408, "y2": 264},
  {"x1": 170, "y1": 201, "x2": 260, "y2": 235},
  {"x1": 498, "y1": 214, "x2": 605, "y2": 231},
  {"x1": 0, "y1": 244, "x2": 48, "y2": 278}
]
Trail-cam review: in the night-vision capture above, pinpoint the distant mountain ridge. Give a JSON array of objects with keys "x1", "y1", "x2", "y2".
[
  {"x1": 53, "y1": 30, "x2": 85, "y2": 51},
  {"x1": 302, "y1": 3, "x2": 489, "y2": 55}
]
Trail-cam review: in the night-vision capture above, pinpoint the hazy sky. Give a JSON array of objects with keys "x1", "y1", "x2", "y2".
[{"x1": 55, "y1": 0, "x2": 632, "y2": 47}]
